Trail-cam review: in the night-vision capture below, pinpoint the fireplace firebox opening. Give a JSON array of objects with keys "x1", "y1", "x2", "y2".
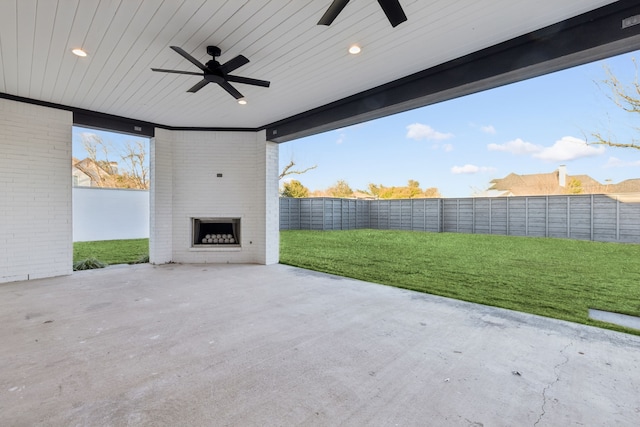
[{"x1": 192, "y1": 218, "x2": 240, "y2": 247}]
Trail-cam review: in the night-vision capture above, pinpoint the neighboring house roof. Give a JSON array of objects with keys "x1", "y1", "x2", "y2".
[
  {"x1": 351, "y1": 191, "x2": 376, "y2": 200},
  {"x1": 473, "y1": 189, "x2": 513, "y2": 198},
  {"x1": 72, "y1": 158, "x2": 116, "y2": 187},
  {"x1": 486, "y1": 168, "x2": 608, "y2": 196},
  {"x1": 609, "y1": 178, "x2": 640, "y2": 193}
]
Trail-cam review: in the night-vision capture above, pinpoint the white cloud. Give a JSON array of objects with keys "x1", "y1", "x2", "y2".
[
  {"x1": 481, "y1": 125, "x2": 496, "y2": 135},
  {"x1": 487, "y1": 138, "x2": 542, "y2": 155},
  {"x1": 451, "y1": 164, "x2": 496, "y2": 174},
  {"x1": 533, "y1": 136, "x2": 605, "y2": 162},
  {"x1": 604, "y1": 157, "x2": 640, "y2": 168},
  {"x1": 336, "y1": 133, "x2": 345, "y2": 144},
  {"x1": 406, "y1": 123, "x2": 453, "y2": 141}
]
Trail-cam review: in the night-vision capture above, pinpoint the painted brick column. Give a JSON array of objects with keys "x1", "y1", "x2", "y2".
[
  {"x1": 149, "y1": 128, "x2": 174, "y2": 264},
  {"x1": 263, "y1": 132, "x2": 280, "y2": 265}
]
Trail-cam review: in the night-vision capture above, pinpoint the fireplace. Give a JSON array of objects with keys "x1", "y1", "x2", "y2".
[{"x1": 192, "y1": 218, "x2": 240, "y2": 247}]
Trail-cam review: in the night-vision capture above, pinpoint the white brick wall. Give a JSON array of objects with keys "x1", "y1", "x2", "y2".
[
  {"x1": 0, "y1": 98, "x2": 73, "y2": 283},
  {"x1": 149, "y1": 129, "x2": 279, "y2": 265}
]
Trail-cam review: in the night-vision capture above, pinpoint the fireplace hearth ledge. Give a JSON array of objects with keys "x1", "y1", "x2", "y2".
[{"x1": 189, "y1": 246, "x2": 242, "y2": 252}]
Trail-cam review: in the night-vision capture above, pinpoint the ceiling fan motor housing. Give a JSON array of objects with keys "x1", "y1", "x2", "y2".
[
  {"x1": 206, "y1": 46, "x2": 221, "y2": 57},
  {"x1": 205, "y1": 60, "x2": 223, "y2": 73}
]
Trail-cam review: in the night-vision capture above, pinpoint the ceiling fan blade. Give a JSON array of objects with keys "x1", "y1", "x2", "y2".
[
  {"x1": 219, "y1": 55, "x2": 250, "y2": 74},
  {"x1": 151, "y1": 68, "x2": 202, "y2": 76},
  {"x1": 187, "y1": 79, "x2": 209, "y2": 93},
  {"x1": 170, "y1": 46, "x2": 208, "y2": 72},
  {"x1": 318, "y1": 0, "x2": 350, "y2": 25},
  {"x1": 226, "y1": 75, "x2": 270, "y2": 88},
  {"x1": 218, "y1": 81, "x2": 243, "y2": 99},
  {"x1": 377, "y1": 0, "x2": 407, "y2": 27}
]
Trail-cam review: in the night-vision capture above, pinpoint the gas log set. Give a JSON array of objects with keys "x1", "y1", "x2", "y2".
[
  {"x1": 201, "y1": 234, "x2": 235, "y2": 244},
  {"x1": 192, "y1": 218, "x2": 240, "y2": 247}
]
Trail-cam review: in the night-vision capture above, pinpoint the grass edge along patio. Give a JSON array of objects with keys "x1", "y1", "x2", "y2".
[{"x1": 280, "y1": 229, "x2": 640, "y2": 336}]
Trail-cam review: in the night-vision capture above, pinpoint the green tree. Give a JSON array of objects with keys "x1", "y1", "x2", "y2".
[
  {"x1": 423, "y1": 187, "x2": 441, "y2": 198},
  {"x1": 364, "y1": 180, "x2": 440, "y2": 199},
  {"x1": 327, "y1": 180, "x2": 354, "y2": 198},
  {"x1": 566, "y1": 178, "x2": 583, "y2": 194},
  {"x1": 281, "y1": 179, "x2": 309, "y2": 198},
  {"x1": 591, "y1": 59, "x2": 640, "y2": 150}
]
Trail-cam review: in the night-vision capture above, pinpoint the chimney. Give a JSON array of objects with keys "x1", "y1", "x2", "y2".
[{"x1": 558, "y1": 165, "x2": 567, "y2": 187}]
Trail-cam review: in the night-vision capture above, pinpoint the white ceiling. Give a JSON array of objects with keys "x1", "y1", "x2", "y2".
[{"x1": 0, "y1": 0, "x2": 620, "y2": 129}]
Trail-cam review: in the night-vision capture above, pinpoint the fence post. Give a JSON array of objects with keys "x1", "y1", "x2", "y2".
[
  {"x1": 590, "y1": 194, "x2": 594, "y2": 241},
  {"x1": 489, "y1": 198, "x2": 492, "y2": 234},
  {"x1": 388, "y1": 201, "x2": 390, "y2": 230},
  {"x1": 525, "y1": 197, "x2": 529, "y2": 236},
  {"x1": 423, "y1": 199, "x2": 427, "y2": 231},
  {"x1": 298, "y1": 198, "x2": 302, "y2": 230},
  {"x1": 616, "y1": 196, "x2": 620, "y2": 241},
  {"x1": 472, "y1": 198, "x2": 476, "y2": 234},
  {"x1": 545, "y1": 196, "x2": 549, "y2": 237},
  {"x1": 506, "y1": 197, "x2": 510, "y2": 235},
  {"x1": 567, "y1": 196, "x2": 571, "y2": 238},
  {"x1": 322, "y1": 198, "x2": 326, "y2": 231},
  {"x1": 411, "y1": 199, "x2": 414, "y2": 231}
]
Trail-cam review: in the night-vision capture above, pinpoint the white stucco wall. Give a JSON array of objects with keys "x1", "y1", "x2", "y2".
[
  {"x1": 149, "y1": 128, "x2": 279, "y2": 265},
  {"x1": 72, "y1": 187, "x2": 149, "y2": 242},
  {"x1": 0, "y1": 98, "x2": 73, "y2": 283}
]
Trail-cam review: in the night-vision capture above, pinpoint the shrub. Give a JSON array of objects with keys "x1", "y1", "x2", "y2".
[
  {"x1": 73, "y1": 258, "x2": 107, "y2": 271},
  {"x1": 130, "y1": 254, "x2": 150, "y2": 264}
]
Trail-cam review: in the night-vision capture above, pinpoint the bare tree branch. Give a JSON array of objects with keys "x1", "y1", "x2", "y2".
[
  {"x1": 279, "y1": 160, "x2": 317, "y2": 180},
  {"x1": 79, "y1": 133, "x2": 149, "y2": 189},
  {"x1": 590, "y1": 59, "x2": 640, "y2": 150},
  {"x1": 120, "y1": 140, "x2": 149, "y2": 189},
  {"x1": 80, "y1": 133, "x2": 115, "y2": 187}
]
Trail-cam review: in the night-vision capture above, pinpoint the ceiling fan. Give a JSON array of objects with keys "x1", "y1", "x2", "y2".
[
  {"x1": 318, "y1": 0, "x2": 407, "y2": 27},
  {"x1": 151, "y1": 46, "x2": 270, "y2": 100}
]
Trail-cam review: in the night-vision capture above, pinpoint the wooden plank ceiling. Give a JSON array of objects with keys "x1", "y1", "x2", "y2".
[{"x1": 0, "y1": 0, "x2": 621, "y2": 129}]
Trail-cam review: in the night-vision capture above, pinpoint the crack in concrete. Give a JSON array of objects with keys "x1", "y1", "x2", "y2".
[{"x1": 534, "y1": 342, "x2": 572, "y2": 426}]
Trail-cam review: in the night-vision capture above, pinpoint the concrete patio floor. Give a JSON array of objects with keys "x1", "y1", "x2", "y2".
[{"x1": 1, "y1": 263, "x2": 639, "y2": 426}]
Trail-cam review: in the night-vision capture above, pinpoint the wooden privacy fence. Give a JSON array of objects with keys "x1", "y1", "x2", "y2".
[{"x1": 280, "y1": 194, "x2": 640, "y2": 243}]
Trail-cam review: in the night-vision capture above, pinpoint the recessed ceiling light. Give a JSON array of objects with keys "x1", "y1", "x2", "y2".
[
  {"x1": 238, "y1": 98, "x2": 247, "y2": 105},
  {"x1": 348, "y1": 45, "x2": 361, "y2": 55},
  {"x1": 72, "y1": 48, "x2": 88, "y2": 57}
]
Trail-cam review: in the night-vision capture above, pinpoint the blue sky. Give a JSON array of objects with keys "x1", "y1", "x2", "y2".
[
  {"x1": 73, "y1": 51, "x2": 640, "y2": 198},
  {"x1": 279, "y1": 50, "x2": 640, "y2": 197}
]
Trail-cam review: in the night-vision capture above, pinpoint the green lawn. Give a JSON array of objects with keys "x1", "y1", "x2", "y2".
[
  {"x1": 73, "y1": 238, "x2": 149, "y2": 265},
  {"x1": 280, "y1": 229, "x2": 640, "y2": 335}
]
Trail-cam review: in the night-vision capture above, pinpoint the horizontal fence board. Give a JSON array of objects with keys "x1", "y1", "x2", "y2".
[{"x1": 280, "y1": 195, "x2": 640, "y2": 243}]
